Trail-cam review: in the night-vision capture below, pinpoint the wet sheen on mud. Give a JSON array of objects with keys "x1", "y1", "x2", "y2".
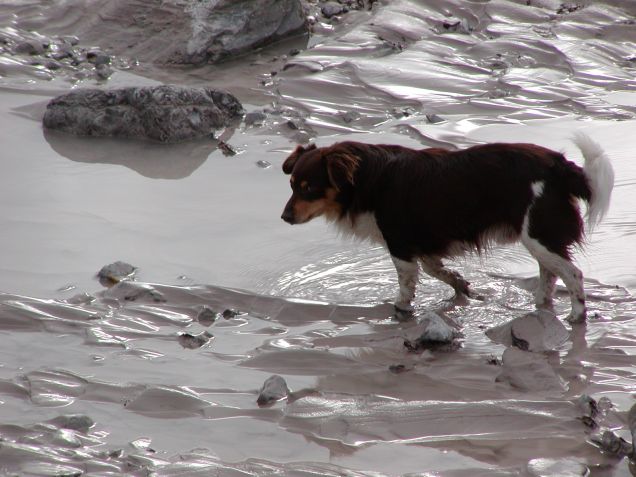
[{"x1": 0, "y1": 0, "x2": 635, "y2": 476}]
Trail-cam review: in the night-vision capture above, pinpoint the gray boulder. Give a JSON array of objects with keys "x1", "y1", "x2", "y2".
[
  {"x1": 43, "y1": 85, "x2": 244, "y2": 142},
  {"x1": 76, "y1": 0, "x2": 307, "y2": 65}
]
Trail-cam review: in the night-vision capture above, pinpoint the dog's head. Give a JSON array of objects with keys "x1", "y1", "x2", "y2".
[{"x1": 281, "y1": 143, "x2": 360, "y2": 224}]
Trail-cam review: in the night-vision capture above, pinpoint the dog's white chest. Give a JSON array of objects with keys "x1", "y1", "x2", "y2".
[{"x1": 333, "y1": 212, "x2": 385, "y2": 244}]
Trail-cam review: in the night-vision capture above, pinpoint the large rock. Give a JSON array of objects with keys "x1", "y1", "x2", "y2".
[
  {"x1": 74, "y1": 0, "x2": 308, "y2": 65},
  {"x1": 43, "y1": 85, "x2": 244, "y2": 142}
]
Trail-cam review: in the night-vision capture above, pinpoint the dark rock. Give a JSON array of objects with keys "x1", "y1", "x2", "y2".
[
  {"x1": 426, "y1": 113, "x2": 445, "y2": 124},
  {"x1": 322, "y1": 2, "x2": 345, "y2": 18},
  {"x1": 557, "y1": 3, "x2": 584, "y2": 14},
  {"x1": 43, "y1": 85, "x2": 244, "y2": 143},
  {"x1": 244, "y1": 110, "x2": 267, "y2": 126},
  {"x1": 86, "y1": 50, "x2": 111, "y2": 66},
  {"x1": 197, "y1": 307, "x2": 219, "y2": 326},
  {"x1": 60, "y1": 36, "x2": 80, "y2": 46},
  {"x1": 47, "y1": 415, "x2": 95, "y2": 433},
  {"x1": 44, "y1": 60, "x2": 62, "y2": 70},
  {"x1": 95, "y1": 64, "x2": 113, "y2": 80},
  {"x1": 257, "y1": 375, "x2": 290, "y2": 406},
  {"x1": 76, "y1": 0, "x2": 307, "y2": 65},
  {"x1": 97, "y1": 261, "x2": 137, "y2": 286},
  {"x1": 403, "y1": 311, "x2": 460, "y2": 352},
  {"x1": 14, "y1": 40, "x2": 45, "y2": 55},
  {"x1": 222, "y1": 308, "x2": 242, "y2": 319},
  {"x1": 178, "y1": 331, "x2": 213, "y2": 349}
]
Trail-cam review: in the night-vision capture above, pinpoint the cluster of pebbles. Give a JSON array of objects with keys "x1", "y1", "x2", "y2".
[{"x1": 0, "y1": 26, "x2": 133, "y2": 83}]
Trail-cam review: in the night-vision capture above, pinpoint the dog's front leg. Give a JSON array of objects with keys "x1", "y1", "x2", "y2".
[{"x1": 391, "y1": 256, "x2": 419, "y2": 313}]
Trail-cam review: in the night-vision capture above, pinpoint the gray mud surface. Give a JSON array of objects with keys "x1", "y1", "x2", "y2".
[{"x1": 1, "y1": 1, "x2": 636, "y2": 476}]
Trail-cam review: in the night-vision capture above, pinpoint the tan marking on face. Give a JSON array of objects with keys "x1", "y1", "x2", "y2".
[{"x1": 292, "y1": 187, "x2": 341, "y2": 223}]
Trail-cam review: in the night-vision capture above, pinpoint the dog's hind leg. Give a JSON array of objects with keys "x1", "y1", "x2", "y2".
[
  {"x1": 420, "y1": 256, "x2": 471, "y2": 297},
  {"x1": 391, "y1": 256, "x2": 419, "y2": 312},
  {"x1": 536, "y1": 264, "x2": 557, "y2": 308},
  {"x1": 521, "y1": 213, "x2": 586, "y2": 323}
]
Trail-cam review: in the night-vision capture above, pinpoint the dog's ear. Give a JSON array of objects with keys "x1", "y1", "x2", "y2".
[
  {"x1": 326, "y1": 151, "x2": 360, "y2": 191},
  {"x1": 282, "y1": 143, "x2": 317, "y2": 175}
]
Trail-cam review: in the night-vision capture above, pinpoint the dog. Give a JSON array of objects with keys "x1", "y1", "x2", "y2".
[{"x1": 281, "y1": 133, "x2": 614, "y2": 323}]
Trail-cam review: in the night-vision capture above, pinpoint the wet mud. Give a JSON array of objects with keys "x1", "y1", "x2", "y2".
[{"x1": 0, "y1": 0, "x2": 635, "y2": 475}]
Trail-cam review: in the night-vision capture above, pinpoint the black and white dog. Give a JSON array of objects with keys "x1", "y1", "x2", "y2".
[{"x1": 281, "y1": 133, "x2": 614, "y2": 323}]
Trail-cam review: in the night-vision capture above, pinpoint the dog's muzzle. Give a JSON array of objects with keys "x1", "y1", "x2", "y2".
[{"x1": 281, "y1": 200, "x2": 295, "y2": 224}]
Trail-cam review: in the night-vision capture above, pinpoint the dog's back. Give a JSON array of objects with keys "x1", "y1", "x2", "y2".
[{"x1": 339, "y1": 142, "x2": 591, "y2": 259}]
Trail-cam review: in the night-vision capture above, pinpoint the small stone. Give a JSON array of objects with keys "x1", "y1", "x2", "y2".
[
  {"x1": 14, "y1": 40, "x2": 45, "y2": 55},
  {"x1": 245, "y1": 111, "x2": 267, "y2": 126},
  {"x1": 217, "y1": 140, "x2": 237, "y2": 156},
  {"x1": 257, "y1": 375, "x2": 290, "y2": 406},
  {"x1": 389, "y1": 364, "x2": 412, "y2": 374},
  {"x1": 222, "y1": 309, "x2": 241, "y2": 319},
  {"x1": 48, "y1": 414, "x2": 95, "y2": 432},
  {"x1": 60, "y1": 35, "x2": 80, "y2": 46},
  {"x1": 426, "y1": 114, "x2": 445, "y2": 124},
  {"x1": 486, "y1": 310, "x2": 569, "y2": 352},
  {"x1": 44, "y1": 60, "x2": 62, "y2": 70},
  {"x1": 322, "y1": 1, "x2": 345, "y2": 18},
  {"x1": 65, "y1": 293, "x2": 96, "y2": 305},
  {"x1": 95, "y1": 63, "x2": 113, "y2": 80},
  {"x1": 341, "y1": 111, "x2": 360, "y2": 123},
  {"x1": 86, "y1": 50, "x2": 111, "y2": 65},
  {"x1": 577, "y1": 394, "x2": 599, "y2": 419},
  {"x1": 178, "y1": 331, "x2": 213, "y2": 349},
  {"x1": 403, "y1": 311, "x2": 460, "y2": 352},
  {"x1": 197, "y1": 307, "x2": 219, "y2": 326},
  {"x1": 97, "y1": 261, "x2": 137, "y2": 286}
]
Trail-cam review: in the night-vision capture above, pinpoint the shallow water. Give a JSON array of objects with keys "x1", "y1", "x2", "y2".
[{"x1": 0, "y1": 1, "x2": 635, "y2": 475}]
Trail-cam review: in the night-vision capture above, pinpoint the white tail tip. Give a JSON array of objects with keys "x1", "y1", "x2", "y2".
[{"x1": 571, "y1": 132, "x2": 614, "y2": 232}]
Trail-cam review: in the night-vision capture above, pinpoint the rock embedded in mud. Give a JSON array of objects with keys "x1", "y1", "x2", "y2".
[
  {"x1": 257, "y1": 375, "x2": 290, "y2": 406},
  {"x1": 321, "y1": 2, "x2": 346, "y2": 18},
  {"x1": 77, "y1": 0, "x2": 307, "y2": 65},
  {"x1": 222, "y1": 308, "x2": 243, "y2": 319},
  {"x1": 197, "y1": 307, "x2": 219, "y2": 326},
  {"x1": 97, "y1": 261, "x2": 137, "y2": 286},
  {"x1": 486, "y1": 310, "x2": 569, "y2": 352},
  {"x1": 403, "y1": 311, "x2": 460, "y2": 352},
  {"x1": 43, "y1": 85, "x2": 244, "y2": 143},
  {"x1": 497, "y1": 347, "x2": 566, "y2": 392},
  {"x1": 178, "y1": 331, "x2": 214, "y2": 349}
]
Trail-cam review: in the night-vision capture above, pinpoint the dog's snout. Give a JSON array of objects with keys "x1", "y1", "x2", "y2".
[
  {"x1": 281, "y1": 200, "x2": 296, "y2": 224},
  {"x1": 281, "y1": 210, "x2": 295, "y2": 224}
]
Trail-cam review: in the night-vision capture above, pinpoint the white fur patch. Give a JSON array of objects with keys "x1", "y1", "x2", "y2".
[
  {"x1": 391, "y1": 256, "x2": 418, "y2": 310},
  {"x1": 572, "y1": 132, "x2": 614, "y2": 231},
  {"x1": 330, "y1": 212, "x2": 385, "y2": 245},
  {"x1": 531, "y1": 181, "x2": 545, "y2": 198}
]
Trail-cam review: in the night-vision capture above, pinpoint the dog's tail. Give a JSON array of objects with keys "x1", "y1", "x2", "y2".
[{"x1": 572, "y1": 132, "x2": 614, "y2": 232}]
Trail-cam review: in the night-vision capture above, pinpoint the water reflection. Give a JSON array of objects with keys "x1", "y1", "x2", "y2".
[{"x1": 43, "y1": 128, "x2": 237, "y2": 179}]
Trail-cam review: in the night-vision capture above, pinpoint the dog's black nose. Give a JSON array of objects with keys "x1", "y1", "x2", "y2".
[{"x1": 281, "y1": 209, "x2": 295, "y2": 224}]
